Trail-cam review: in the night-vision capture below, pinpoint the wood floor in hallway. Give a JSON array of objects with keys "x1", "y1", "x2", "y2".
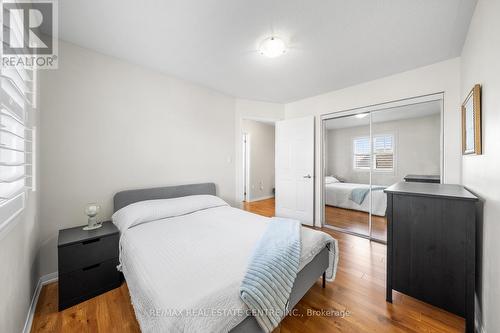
[{"x1": 31, "y1": 198, "x2": 464, "y2": 333}]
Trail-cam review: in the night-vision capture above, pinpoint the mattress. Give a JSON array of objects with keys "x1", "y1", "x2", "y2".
[
  {"x1": 325, "y1": 182, "x2": 387, "y2": 216},
  {"x1": 116, "y1": 202, "x2": 336, "y2": 333}
]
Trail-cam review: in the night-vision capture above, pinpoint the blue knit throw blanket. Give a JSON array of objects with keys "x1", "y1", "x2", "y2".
[{"x1": 239, "y1": 217, "x2": 301, "y2": 332}]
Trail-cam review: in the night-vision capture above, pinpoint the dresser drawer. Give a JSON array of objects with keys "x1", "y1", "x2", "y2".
[
  {"x1": 58, "y1": 234, "x2": 119, "y2": 274},
  {"x1": 58, "y1": 257, "x2": 121, "y2": 310}
]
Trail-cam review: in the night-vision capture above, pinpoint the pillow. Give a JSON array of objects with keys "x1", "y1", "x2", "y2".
[
  {"x1": 325, "y1": 176, "x2": 340, "y2": 184},
  {"x1": 112, "y1": 195, "x2": 229, "y2": 233}
]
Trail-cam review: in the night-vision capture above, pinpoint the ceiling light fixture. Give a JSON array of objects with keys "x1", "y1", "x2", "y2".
[
  {"x1": 259, "y1": 36, "x2": 287, "y2": 58},
  {"x1": 355, "y1": 113, "x2": 369, "y2": 119}
]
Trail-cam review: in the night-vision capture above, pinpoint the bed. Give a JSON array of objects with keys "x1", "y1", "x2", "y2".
[
  {"x1": 112, "y1": 183, "x2": 338, "y2": 333},
  {"x1": 324, "y1": 181, "x2": 387, "y2": 216}
]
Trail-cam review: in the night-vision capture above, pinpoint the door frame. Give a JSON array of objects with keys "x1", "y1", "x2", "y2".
[
  {"x1": 320, "y1": 92, "x2": 445, "y2": 243},
  {"x1": 238, "y1": 117, "x2": 278, "y2": 203},
  {"x1": 242, "y1": 133, "x2": 250, "y2": 202}
]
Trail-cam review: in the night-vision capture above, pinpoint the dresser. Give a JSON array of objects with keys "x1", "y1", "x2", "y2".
[
  {"x1": 403, "y1": 174, "x2": 440, "y2": 183},
  {"x1": 58, "y1": 221, "x2": 121, "y2": 310},
  {"x1": 384, "y1": 182, "x2": 478, "y2": 333}
]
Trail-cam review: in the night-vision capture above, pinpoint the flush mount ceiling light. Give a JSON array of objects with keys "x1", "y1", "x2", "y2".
[
  {"x1": 259, "y1": 36, "x2": 287, "y2": 58},
  {"x1": 355, "y1": 113, "x2": 369, "y2": 119}
]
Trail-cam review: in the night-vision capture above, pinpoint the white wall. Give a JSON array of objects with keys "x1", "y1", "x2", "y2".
[
  {"x1": 0, "y1": 196, "x2": 40, "y2": 333},
  {"x1": 38, "y1": 42, "x2": 238, "y2": 276},
  {"x1": 460, "y1": 0, "x2": 500, "y2": 332},
  {"x1": 242, "y1": 120, "x2": 275, "y2": 201},
  {"x1": 285, "y1": 58, "x2": 461, "y2": 226},
  {"x1": 234, "y1": 99, "x2": 284, "y2": 203},
  {"x1": 326, "y1": 114, "x2": 441, "y2": 186}
]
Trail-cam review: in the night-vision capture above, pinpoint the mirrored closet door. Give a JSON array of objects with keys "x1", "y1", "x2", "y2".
[
  {"x1": 323, "y1": 113, "x2": 371, "y2": 237},
  {"x1": 322, "y1": 97, "x2": 443, "y2": 243}
]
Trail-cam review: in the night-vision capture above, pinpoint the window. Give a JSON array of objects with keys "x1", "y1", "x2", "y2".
[
  {"x1": 353, "y1": 137, "x2": 371, "y2": 170},
  {"x1": 353, "y1": 134, "x2": 394, "y2": 171},
  {"x1": 373, "y1": 134, "x2": 394, "y2": 171},
  {"x1": 0, "y1": 66, "x2": 34, "y2": 229}
]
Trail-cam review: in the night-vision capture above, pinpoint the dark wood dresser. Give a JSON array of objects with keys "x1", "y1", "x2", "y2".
[
  {"x1": 58, "y1": 221, "x2": 121, "y2": 310},
  {"x1": 384, "y1": 182, "x2": 478, "y2": 333}
]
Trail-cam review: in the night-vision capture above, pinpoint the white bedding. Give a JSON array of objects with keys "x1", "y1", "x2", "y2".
[
  {"x1": 113, "y1": 195, "x2": 337, "y2": 333},
  {"x1": 325, "y1": 182, "x2": 387, "y2": 216}
]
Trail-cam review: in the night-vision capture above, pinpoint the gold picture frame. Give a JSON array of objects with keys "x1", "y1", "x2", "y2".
[{"x1": 462, "y1": 84, "x2": 482, "y2": 155}]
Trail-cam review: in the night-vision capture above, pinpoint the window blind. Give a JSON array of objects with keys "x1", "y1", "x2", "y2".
[
  {"x1": 373, "y1": 134, "x2": 394, "y2": 171},
  {"x1": 0, "y1": 65, "x2": 34, "y2": 226},
  {"x1": 353, "y1": 134, "x2": 394, "y2": 171},
  {"x1": 353, "y1": 137, "x2": 371, "y2": 169}
]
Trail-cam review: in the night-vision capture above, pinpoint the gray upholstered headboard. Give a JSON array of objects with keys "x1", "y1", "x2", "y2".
[{"x1": 113, "y1": 183, "x2": 216, "y2": 212}]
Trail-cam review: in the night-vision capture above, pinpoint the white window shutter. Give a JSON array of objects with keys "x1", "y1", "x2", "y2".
[
  {"x1": 353, "y1": 137, "x2": 371, "y2": 169},
  {"x1": 0, "y1": 66, "x2": 34, "y2": 228},
  {"x1": 353, "y1": 135, "x2": 394, "y2": 171},
  {"x1": 373, "y1": 134, "x2": 394, "y2": 170}
]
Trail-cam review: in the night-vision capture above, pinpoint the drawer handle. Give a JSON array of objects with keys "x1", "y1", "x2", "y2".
[
  {"x1": 82, "y1": 263, "x2": 101, "y2": 271},
  {"x1": 82, "y1": 238, "x2": 100, "y2": 245}
]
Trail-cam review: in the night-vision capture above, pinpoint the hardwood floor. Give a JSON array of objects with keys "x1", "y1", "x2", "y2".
[
  {"x1": 31, "y1": 282, "x2": 140, "y2": 333},
  {"x1": 241, "y1": 199, "x2": 275, "y2": 217},
  {"x1": 325, "y1": 205, "x2": 387, "y2": 242},
  {"x1": 31, "y1": 198, "x2": 464, "y2": 333}
]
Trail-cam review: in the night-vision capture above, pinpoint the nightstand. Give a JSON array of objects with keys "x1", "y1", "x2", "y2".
[{"x1": 57, "y1": 221, "x2": 121, "y2": 311}]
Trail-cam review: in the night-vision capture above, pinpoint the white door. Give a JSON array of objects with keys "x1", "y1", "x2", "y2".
[{"x1": 275, "y1": 116, "x2": 314, "y2": 225}]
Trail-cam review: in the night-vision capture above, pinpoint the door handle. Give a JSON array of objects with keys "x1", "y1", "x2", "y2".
[{"x1": 303, "y1": 175, "x2": 312, "y2": 179}]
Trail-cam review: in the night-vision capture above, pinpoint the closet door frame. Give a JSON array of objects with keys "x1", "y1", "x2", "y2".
[{"x1": 320, "y1": 93, "x2": 444, "y2": 244}]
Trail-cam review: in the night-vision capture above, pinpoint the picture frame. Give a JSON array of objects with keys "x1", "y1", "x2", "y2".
[{"x1": 462, "y1": 84, "x2": 482, "y2": 155}]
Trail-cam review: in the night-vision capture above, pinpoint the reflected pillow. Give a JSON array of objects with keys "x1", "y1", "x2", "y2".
[{"x1": 325, "y1": 176, "x2": 340, "y2": 184}]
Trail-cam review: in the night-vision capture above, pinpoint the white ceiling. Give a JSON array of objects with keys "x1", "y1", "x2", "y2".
[
  {"x1": 58, "y1": 0, "x2": 477, "y2": 103},
  {"x1": 325, "y1": 100, "x2": 441, "y2": 130}
]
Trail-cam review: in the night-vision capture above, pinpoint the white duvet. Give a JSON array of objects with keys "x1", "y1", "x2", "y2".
[
  {"x1": 325, "y1": 182, "x2": 387, "y2": 216},
  {"x1": 112, "y1": 195, "x2": 337, "y2": 333}
]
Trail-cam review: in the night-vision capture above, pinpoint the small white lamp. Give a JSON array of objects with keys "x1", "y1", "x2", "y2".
[{"x1": 83, "y1": 203, "x2": 102, "y2": 230}]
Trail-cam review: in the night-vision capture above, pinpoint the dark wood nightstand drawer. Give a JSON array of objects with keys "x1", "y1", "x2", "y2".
[
  {"x1": 58, "y1": 257, "x2": 121, "y2": 310},
  {"x1": 58, "y1": 234, "x2": 119, "y2": 274},
  {"x1": 58, "y1": 221, "x2": 121, "y2": 310}
]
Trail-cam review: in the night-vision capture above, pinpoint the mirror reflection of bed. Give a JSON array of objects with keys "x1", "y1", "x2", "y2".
[{"x1": 323, "y1": 100, "x2": 442, "y2": 242}]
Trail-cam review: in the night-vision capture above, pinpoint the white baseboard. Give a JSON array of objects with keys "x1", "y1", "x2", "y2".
[
  {"x1": 22, "y1": 272, "x2": 58, "y2": 333},
  {"x1": 248, "y1": 195, "x2": 274, "y2": 202}
]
